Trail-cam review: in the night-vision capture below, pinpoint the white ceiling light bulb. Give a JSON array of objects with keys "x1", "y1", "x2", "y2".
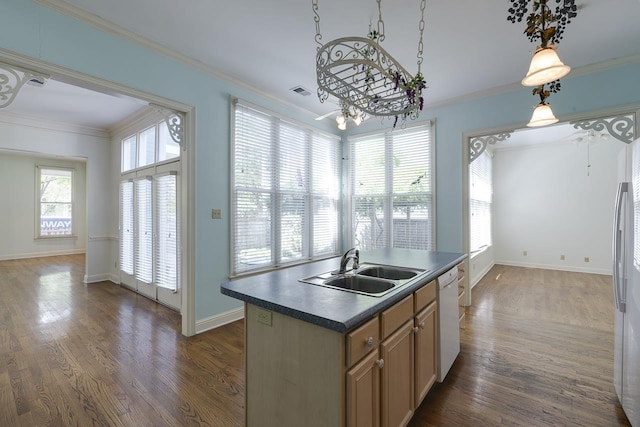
[
  {"x1": 352, "y1": 114, "x2": 363, "y2": 126},
  {"x1": 337, "y1": 120, "x2": 347, "y2": 130},
  {"x1": 336, "y1": 114, "x2": 346, "y2": 126}
]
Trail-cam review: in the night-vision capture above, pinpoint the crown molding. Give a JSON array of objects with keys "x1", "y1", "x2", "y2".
[
  {"x1": 31, "y1": 0, "x2": 640, "y2": 120},
  {"x1": 423, "y1": 54, "x2": 640, "y2": 112},
  {"x1": 34, "y1": 0, "x2": 321, "y2": 120},
  {"x1": 0, "y1": 109, "x2": 109, "y2": 138},
  {"x1": 108, "y1": 106, "x2": 163, "y2": 139}
]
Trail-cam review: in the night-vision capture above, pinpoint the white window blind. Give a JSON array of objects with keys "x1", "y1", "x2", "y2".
[
  {"x1": 134, "y1": 177, "x2": 153, "y2": 284},
  {"x1": 470, "y1": 150, "x2": 493, "y2": 253},
  {"x1": 155, "y1": 173, "x2": 179, "y2": 291},
  {"x1": 350, "y1": 124, "x2": 434, "y2": 250},
  {"x1": 232, "y1": 99, "x2": 340, "y2": 275},
  {"x1": 119, "y1": 180, "x2": 134, "y2": 275}
]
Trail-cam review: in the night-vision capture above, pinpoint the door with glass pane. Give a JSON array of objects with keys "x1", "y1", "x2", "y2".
[
  {"x1": 154, "y1": 169, "x2": 180, "y2": 309},
  {"x1": 119, "y1": 166, "x2": 180, "y2": 310}
]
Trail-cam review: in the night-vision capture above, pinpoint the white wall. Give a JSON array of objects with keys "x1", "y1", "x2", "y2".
[
  {"x1": 0, "y1": 114, "x2": 112, "y2": 281},
  {"x1": 493, "y1": 138, "x2": 625, "y2": 274},
  {"x1": 0, "y1": 150, "x2": 86, "y2": 259},
  {"x1": 470, "y1": 246, "x2": 494, "y2": 287}
]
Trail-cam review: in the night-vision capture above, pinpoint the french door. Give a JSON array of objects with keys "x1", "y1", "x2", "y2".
[{"x1": 119, "y1": 162, "x2": 180, "y2": 310}]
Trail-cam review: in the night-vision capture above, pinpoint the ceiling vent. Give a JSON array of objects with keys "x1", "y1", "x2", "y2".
[
  {"x1": 290, "y1": 85, "x2": 311, "y2": 96},
  {"x1": 27, "y1": 77, "x2": 47, "y2": 87}
]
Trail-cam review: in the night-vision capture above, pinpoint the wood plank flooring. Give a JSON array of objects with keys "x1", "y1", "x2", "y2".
[
  {"x1": 0, "y1": 256, "x2": 631, "y2": 426},
  {"x1": 409, "y1": 264, "x2": 630, "y2": 427},
  {"x1": 0, "y1": 255, "x2": 244, "y2": 426}
]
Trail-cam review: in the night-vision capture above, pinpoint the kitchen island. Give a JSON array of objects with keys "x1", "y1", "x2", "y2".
[{"x1": 221, "y1": 248, "x2": 466, "y2": 427}]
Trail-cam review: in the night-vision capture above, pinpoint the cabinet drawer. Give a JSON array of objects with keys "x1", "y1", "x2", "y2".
[
  {"x1": 381, "y1": 294, "x2": 413, "y2": 339},
  {"x1": 346, "y1": 316, "x2": 379, "y2": 367},
  {"x1": 414, "y1": 280, "x2": 436, "y2": 312}
]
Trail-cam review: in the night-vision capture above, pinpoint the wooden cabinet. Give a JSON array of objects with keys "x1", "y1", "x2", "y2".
[
  {"x1": 381, "y1": 319, "x2": 415, "y2": 427},
  {"x1": 346, "y1": 283, "x2": 438, "y2": 427},
  {"x1": 414, "y1": 300, "x2": 437, "y2": 406},
  {"x1": 347, "y1": 349, "x2": 381, "y2": 427},
  {"x1": 244, "y1": 271, "x2": 449, "y2": 427}
]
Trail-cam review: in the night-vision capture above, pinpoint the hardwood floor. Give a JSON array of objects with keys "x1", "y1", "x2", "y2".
[
  {"x1": 409, "y1": 264, "x2": 630, "y2": 427},
  {"x1": 0, "y1": 256, "x2": 631, "y2": 426},
  {"x1": 0, "y1": 255, "x2": 244, "y2": 426}
]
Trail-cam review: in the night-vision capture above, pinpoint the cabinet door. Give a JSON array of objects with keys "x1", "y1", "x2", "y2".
[
  {"x1": 347, "y1": 349, "x2": 381, "y2": 427},
  {"x1": 380, "y1": 320, "x2": 414, "y2": 427},
  {"x1": 414, "y1": 301, "x2": 437, "y2": 407}
]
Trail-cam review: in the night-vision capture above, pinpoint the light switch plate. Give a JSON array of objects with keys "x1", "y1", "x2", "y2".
[{"x1": 212, "y1": 208, "x2": 222, "y2": 219}]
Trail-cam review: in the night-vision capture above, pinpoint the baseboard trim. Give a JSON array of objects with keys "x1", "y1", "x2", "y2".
[
  {"x1": 495, "y1": 260, "x2": 610, "y2": 276},
  {"x1": 83, "y1": 273, "x2": 115, "y2": 284},
  {"x1": 0, "y1": 249, "x2": 85, "y2": 261},
  {"x1": 195, "y1": 307, "x2": 244, "y2": 334},
  {"x1": 471, "y1": 262, "x2": 495, "y2": 288}
]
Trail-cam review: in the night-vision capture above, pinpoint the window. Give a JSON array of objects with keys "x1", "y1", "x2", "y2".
[
  {"x1": 469, "y1": 150, "x2": 493, "y2": 253},
  {"x1": 231, "y1": 99, "x2": 341, "y2": 275},
  {"x1": 349, "y1": 124, "x2": 434, "y2": 250},
  {"x1": 37, "y1": 167, "x2": 74, "y2": 237},
  {"x1": 121, "y1": 119, "x2": 180, "y2": 173}
]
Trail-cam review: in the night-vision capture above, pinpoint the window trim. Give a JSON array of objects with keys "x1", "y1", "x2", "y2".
[
  {"x1": 120, "y1": 118, "x2": 181, "y2": 174},
  {"x1": 469, "y1": 149, "x2": 493, "y2": 254},
  {"x1": 230, "y1": 97, "x2": 342, "y2": 277},
  {"x1": 35, "y1": 165, "x2": 76, "y2": 240},
  {"x1": 347, "y1": 121, "x2": 436, "y2": 250}
]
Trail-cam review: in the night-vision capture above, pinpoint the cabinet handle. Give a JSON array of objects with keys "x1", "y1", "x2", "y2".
[
  {"x1": 376, "y1": 359, "x2": 384, "y2": 369},
  {"x1": 413, "y1": 326, "x2": 419, "y2": 334},
  {"x1": 366, "y1": 337, "x2": 374, "y2": 347},
  {"x1": 420, "y1": 321, "x2": 425, "y2": 329}
]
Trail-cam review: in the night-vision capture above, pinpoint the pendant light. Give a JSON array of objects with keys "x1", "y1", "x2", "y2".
[
  {"x1": 527, "y1": 82, "x2": 560, "y2": 127},
  {"x1": 508, "y1": 0, "x2": 577, "y2": 127},
  {"x1": 521, "y1": 45, "x2": 571, "y2": 87},
  {"x1": 527, "y1": 103, "x2": 558, "y2": 127}
]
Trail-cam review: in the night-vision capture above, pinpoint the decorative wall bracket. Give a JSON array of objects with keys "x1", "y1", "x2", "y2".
[
  {"x1": 469, "y1": 132, "x2": 512, "y2": 163},
  {"x1": 0, "y1": 62, "x2": 49, "y2": 109},
  {"x1": 571, "y1": 113, "x2": 636, "y2": 144},
  {"x1": 152, "y1": 104, "x2": 185, "y2": 149}
]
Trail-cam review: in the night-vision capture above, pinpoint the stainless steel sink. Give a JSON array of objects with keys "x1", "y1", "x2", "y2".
[
  {"x1": 298, "y1": 263, "x2": 427, "y2": 296},
  {"x1": 356, "y1": 265, "x2": 421, "y2": 280},
  {"x1": 324, "y1": 275, "x2": 396, "y2": 294}
]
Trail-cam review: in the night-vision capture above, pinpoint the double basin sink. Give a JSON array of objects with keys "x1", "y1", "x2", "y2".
[{"x1": 299, "y1": 264, "x2": 427, "y2": 297}]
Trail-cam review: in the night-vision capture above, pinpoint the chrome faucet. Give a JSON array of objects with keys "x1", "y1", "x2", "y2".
[{"x1": 339, "y1": 247, "x2": 359, "y2": 274}]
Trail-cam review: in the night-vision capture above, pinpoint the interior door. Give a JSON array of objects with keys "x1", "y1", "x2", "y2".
[{"x1": 118, "y1": 164, "x2": 181, "y2": 311}]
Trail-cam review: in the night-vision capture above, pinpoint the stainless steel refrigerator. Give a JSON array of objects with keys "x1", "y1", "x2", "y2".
[{"x1": 613, "y1": 136, "x2": 640, "y2": 426}]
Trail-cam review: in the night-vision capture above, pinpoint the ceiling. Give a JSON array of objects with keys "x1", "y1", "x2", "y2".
[{"x1": 3, "y1": 0, "x2": 640, "y2": 135}]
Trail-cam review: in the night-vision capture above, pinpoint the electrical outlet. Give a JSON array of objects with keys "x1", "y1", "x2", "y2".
[
  {"x1": 212, "y1": 208, "x2": 222, "y2": 219},
  {"x1": 560, "y1": 255, "x2": 565, "y2": 261},
  {"x1": 523, "y1": 250, "x2": 528, "y2": 256},
  {"x1": 256, "y1": 308, "x2": 272, "y2": 326},
  {"x1": 584, "y1": 256, "x2": 590, "y2": 263}
]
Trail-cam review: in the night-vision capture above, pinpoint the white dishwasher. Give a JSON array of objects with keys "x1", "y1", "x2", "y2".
[{"x1": 436, "y1": 266, "x2": 460, "y2": 382}]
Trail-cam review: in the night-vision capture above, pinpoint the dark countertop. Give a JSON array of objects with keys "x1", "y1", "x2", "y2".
[{"x1": 220, "y1": 248, "x2": 467, "y2": 333}]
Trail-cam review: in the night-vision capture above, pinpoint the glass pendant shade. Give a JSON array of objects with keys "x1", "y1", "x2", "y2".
[
  {"x1": 521, "y1": 46, "x2": 571, "y2": 87},
  {"x1": 527, "y1": 103, "x2": 559, "y2": 127}
]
